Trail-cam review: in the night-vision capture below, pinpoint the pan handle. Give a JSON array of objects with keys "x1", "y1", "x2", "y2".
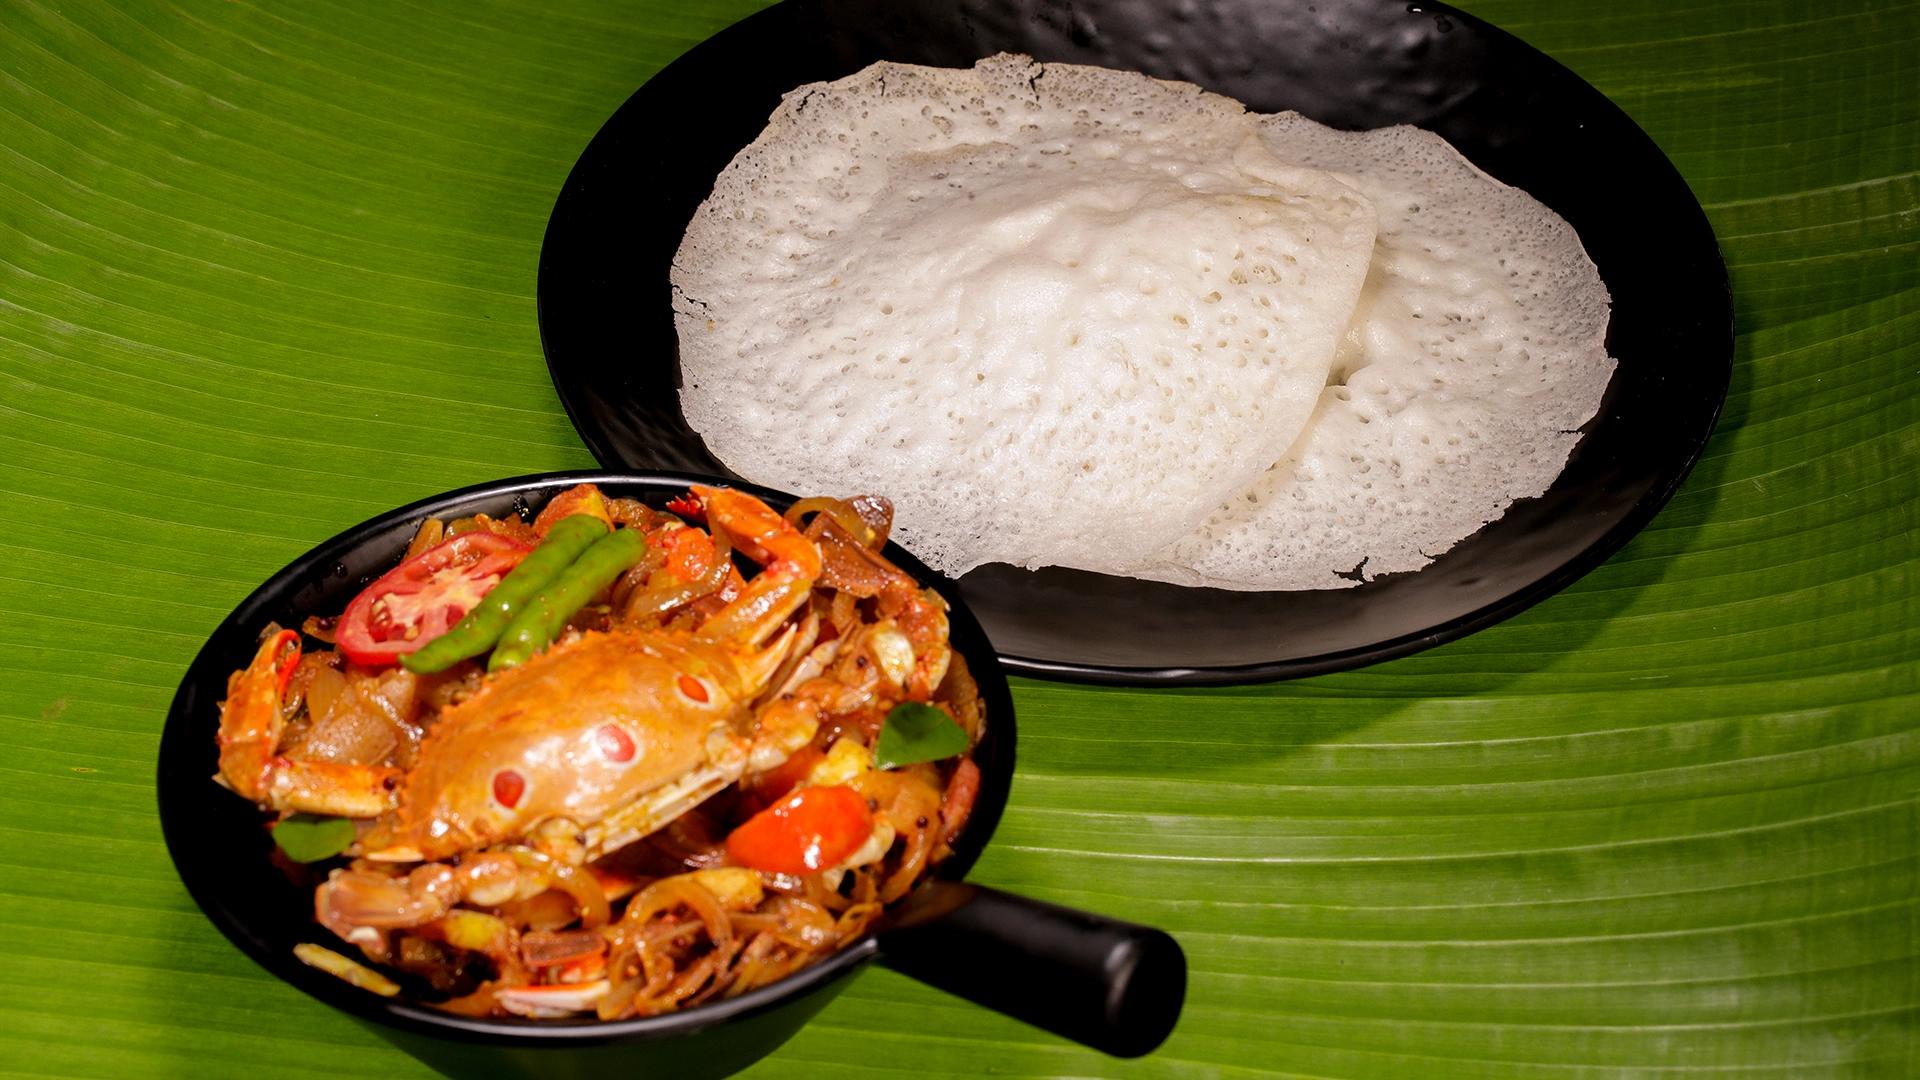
[{"x1": 873, "y1": 880, "x2": 1185, "y2": 1057}]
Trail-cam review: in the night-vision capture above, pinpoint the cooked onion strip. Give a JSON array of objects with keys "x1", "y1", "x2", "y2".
[
  {"x1": 295, "y1": 943, "x2": 401, "y2": 997},
  {"x1": 784, "y1": 497, "x2": 878, "y2": 548},
  {"x1": 509, "y1": 848, "x2": 610, "y2": 930}
]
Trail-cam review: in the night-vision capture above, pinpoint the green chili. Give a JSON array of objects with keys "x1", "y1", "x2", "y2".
[
  {"x1": 488, "y1": 526, "x2": 648, "y2": 672},
  {"x1": 402, "y1": 514, "x2": 609, "y2": 674}
]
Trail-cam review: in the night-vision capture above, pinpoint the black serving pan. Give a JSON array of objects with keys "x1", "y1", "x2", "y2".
[{"x1": 157, "y1": 471, "x2": 1183, "y2": 1079}]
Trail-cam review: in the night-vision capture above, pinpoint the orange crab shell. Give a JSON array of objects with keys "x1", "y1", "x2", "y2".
[{"x1": 359, "y1": 630, "x2": 744, "y2": 862}]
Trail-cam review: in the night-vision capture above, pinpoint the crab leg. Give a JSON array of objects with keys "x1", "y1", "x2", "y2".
[
  {"x1": 317, "y1": 850, "x2": 611, "y2": 938},
  {"x1": 686, "y1": 485, "x2": 823, "y2": 649},
  {"x1": 263, "y1": 761, "x2": 401, "y2": 818}
]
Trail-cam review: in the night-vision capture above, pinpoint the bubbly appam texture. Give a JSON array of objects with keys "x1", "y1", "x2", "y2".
[
  {"x1": 1126, "y1": 115, "x2": 1617, "y2": 590},
  {"x1": 674, "y1": 55, "x2": 1378, "y2": 576}
]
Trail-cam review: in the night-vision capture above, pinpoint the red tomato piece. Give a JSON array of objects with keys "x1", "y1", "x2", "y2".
[
  {"x1": 725, "y1": 785, "x2": 874, "y2": 875},
  {"x1": 336, "y1": 532, "x2": 530, "y2": 666}
]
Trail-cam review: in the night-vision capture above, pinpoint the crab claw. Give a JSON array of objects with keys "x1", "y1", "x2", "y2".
[
  {"x1": 217, "y1": 630, "x2": 403, "y2": 817},
  {"x1": 216, "y1": 629, "x2": 301, "y2": 803}
]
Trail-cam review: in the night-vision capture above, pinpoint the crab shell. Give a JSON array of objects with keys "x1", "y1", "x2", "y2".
[{"x1": 359, "y1": 630, "x2": 756, "y2": 863}]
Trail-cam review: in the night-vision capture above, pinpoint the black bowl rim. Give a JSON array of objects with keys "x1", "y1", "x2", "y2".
[{"x1": 157, "y1": 469, "x2": 1018, "y2": 1046}]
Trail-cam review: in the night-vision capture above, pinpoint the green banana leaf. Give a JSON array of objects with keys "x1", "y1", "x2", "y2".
[{"x1": 1, "y1": 1, "x2": 1914, "y2": 1077}]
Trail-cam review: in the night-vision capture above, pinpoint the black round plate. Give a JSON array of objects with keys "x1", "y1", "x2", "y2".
[
  {"x1": 157, "y1": 471, "x2": 1016, "y2": 1066},
  {"x1": 536, "y1": 0, "x2": 1731, "y2": 686}
]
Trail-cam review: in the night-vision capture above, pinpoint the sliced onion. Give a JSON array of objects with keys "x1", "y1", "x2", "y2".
[
  {"x1": 288, "y1": 666, "x2": 414, "y2": 766},
  {"x1": 784, "y1": 497, "x2": 878, "y2": 548},
  {"x1": 508, "y1": 848, "x2": 610, "y2": 929}
]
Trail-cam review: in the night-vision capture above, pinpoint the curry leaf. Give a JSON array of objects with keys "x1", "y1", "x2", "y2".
[
  {"x1": 874, "y1": 702, "x2": 970, "y2": 769},
  {"x1": 271, "y1": 815, "x2": 356, "y2": 864}
]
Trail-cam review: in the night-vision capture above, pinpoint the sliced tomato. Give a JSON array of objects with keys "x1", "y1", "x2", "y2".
[
  {"x1": 336, "y1": 531, "x2": 530, "y2": 666},
  {"x1": 725, "y1": 785, "x2": 874, "y2": 875}
]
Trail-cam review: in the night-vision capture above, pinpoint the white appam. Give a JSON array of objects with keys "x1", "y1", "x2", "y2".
[
  {"x1": 1125, "y1": 114, "x2": 1617, "y2": 590},
  {"x1": 673, "y1": 55, "x2": 1379, "y2": 577}
]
